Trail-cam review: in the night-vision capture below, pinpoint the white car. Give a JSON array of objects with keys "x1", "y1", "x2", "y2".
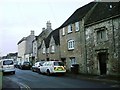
[
  {"x1": 40, "y1": 61, "x2": 66, "y2": 75},
  {"x1": 31, "y1": 61, "x2": 44, "y2": 73},
  {"x1": 0, "y1": 59, "x2": 15, "y2": 74}
]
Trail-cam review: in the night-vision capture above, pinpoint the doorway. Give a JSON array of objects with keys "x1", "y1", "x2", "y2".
[{"x1": 98, "y1": 52, "x2": 107, "y2": 75}]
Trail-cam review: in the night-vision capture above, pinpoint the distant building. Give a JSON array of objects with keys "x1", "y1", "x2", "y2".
[
  {"x1": 6, "y1": 52, "x2": 18, "y2": 61},
  {"x1": 37, "y1": 21, "x2": 53, "y2": 61},
  {"x1": 17, "y1": 30, "x2": 35, "y2": 64},
  {"x1": 39, "y1": 28, "x2": 60, "y2": 61},
  {"x1": 1, "y1": 52, "x2": 18, "y2": 62},
  {"x1": 32, "y1": 36, "x2": 38, "y2": 63}
]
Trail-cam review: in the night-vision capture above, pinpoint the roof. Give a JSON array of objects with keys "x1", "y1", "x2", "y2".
[
  {"x1": 45, "y1": 28, "x2": 60, "y2": 48},
  {"x1": 85, "y1": 2, "x2": 120, "y2": 26},
  {"x1": 17, "y1": 37, "x2": 26, "y2": 45},
  {"x1": 59, "y1": 2, "x2": 96, "y2": 29}
]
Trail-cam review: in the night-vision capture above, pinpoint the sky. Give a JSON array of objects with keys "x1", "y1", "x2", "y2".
[{"x1": 0, "y1": 0, "x2": 94, "y2": 56}]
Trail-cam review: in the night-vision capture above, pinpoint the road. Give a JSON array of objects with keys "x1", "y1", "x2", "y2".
[{"x1": 2, "y1": 68, "x2": 119, "y2": 89}]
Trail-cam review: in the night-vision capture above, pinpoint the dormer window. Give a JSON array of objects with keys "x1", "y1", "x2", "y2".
[{"x1": 68, "y1": 24, "x2": 72, "y2": 33}]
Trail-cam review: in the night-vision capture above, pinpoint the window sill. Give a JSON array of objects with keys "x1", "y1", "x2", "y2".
[{"x1": 68, "y1": 48, "x2": 74, "y2": 51}]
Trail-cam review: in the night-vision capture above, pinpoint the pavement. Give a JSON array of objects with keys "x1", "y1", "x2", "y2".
[
  {"x1": 66, "y1": 72, "x2": 120, "y2": 84},
  {"x1": 2, "y1": 72, "x2": 120, "y2": 89}
]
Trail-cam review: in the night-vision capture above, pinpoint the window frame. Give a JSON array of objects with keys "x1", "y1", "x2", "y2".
[
  {"x1": 42, "y1": 47, "x2": 46, "y2": 54},
  {"x1": 68, "y1": 39, "x2": 75, "y2": 50},
  {"x1": 96, "y1": 27, "x2": 108, "y2": 43},
  {"x1": 51, "y1": 45, "x2": 55, "y2": 53},
  {"x1": 75, "y1": 22, "x2": 79, "y2": 32},
  {"x1": 68, "y1": 24, "x2": 72, "y2": 33},
  {"x1": 62, "y1": 28, "x2": 65, "y2": 36}
]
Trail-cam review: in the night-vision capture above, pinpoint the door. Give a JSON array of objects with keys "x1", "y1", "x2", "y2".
[{"x1": 98, "y1": 52, "x2": 107, "y2": 75}]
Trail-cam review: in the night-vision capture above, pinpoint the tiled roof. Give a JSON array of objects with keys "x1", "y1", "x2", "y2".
[
  {"x1": 59, "y1": 2, "x2": 96, "y2": 29},
  {"x1": 85, "y1": 2, "x2": 120, "y2": 26},
  {"x1": 59, "y1": 2, "x2": 120, "y2": 29},
  {"x1": 17, "y1": 37, "x2": 26, "y2": 45},
  {"x1": 45, "y1": 28, "x2": 60, "y2": 48}
]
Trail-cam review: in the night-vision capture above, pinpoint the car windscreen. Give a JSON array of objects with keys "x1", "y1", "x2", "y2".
[
  {"x1": 23, "y1": 62, "x2": 30, "y2": 65},
  {"x1": 54, "y1": 62, "x2": 64, "y2": 66},
  {"x1": 3, "y1": 60, "x2": 13, "y2": 65}
]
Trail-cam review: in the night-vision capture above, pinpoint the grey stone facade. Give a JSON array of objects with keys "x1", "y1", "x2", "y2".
[{"x1": 85, "y1": 17, "x2": 120, "y2": 76}]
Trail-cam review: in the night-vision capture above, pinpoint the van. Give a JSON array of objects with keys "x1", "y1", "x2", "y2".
[
  {"x1": 0, "y1": 59, "x2": 15, "y2": 74},
  {"x1": 40, "y1": 61, "x2": 66, "y2": 75}
]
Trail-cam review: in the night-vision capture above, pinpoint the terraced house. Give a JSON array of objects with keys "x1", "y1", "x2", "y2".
[
  {"x1": 59, "y1": 2, "x2": 120, "y2": 76},
  {"x1": 33, "y1": 2, "x2": 120, "y2": 76},
  {"x1": 37, "y1": 21, "x2": 53, "y2": 61},
  {"x1": 84, "y1": 2, "x2": 120, "y2": 76},
  {"x1": 59, "y1": 2, "x2": 96, "y2": 73}
]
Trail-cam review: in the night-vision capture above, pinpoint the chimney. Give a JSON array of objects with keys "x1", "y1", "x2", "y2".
[
  {"x1": 46, "y1": 21, "x2": 51, "y2": 29},
  {"x1": 42, "y1": 28, "x2": 46, "y2": 31},
  {"x1": 31, "y1": 30, "x2": 34, "y2": 35}
]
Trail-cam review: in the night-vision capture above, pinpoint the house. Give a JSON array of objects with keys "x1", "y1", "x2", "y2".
[
  {"x1": 84, "y1": 2, "x2": 120, "y2": 76},
  {"x1": 58, "y1": 1, "x2": 120, "y2": 76},
  {"x1": 37, "y1": 21, "x2": 53, "y2": 61},
  {"x1": 59, "y1": 2, "x2": 96, "y2": 73},
  {"x1": 38, "y1": 28, "x2": 60, "y2": 61},
  {"x1": 17, "y1": 30, "x2": 35, "y2": 64},
  {"x1": 32, "y1": 36, "x2": 38, "y2": 64},
  {"x1": 45, "y1": 28, "x2": 60, "y2": 61}
]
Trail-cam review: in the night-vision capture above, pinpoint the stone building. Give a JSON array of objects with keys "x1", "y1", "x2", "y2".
[
  {"x1": 45, "y1": 28, "x2": 60, "y2": 61},
  {"x1": 58, "y1": 1, "x2": 120, "y2": 76},
  {"x1": 37, "y1": 21, "x2": 53, "y2": 61},
  {"x1": 59, "y1": 2, "x2": 96, "y2": 72},
  {"x1": 17, "y1": 30, "x2": 35, "y2": 63},
  {"x1": 37, "y1": 28, "x2": 60, "y2": 61},
  {"x1": 32, "y1": 36, "x2": 38, "y2": 64},
  {"x1": 84, "y1": 2, "x2": 120, "y2": 76}
]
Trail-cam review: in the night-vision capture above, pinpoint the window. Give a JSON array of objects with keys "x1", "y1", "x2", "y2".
[
  {"x1": 68, "y1": 24, "x2": 72, "y2": 33},
  {"x1": 62, "y1": 28, "x2": 65, "y2": 35},
  {"x1": 70, "y1": 57, "x2": 76, "y2": 66},
  {"x1": 3, "y1": 60, "x2": 13, "y2": 65},
  {"x1": 43, "y1": 48, "x2": 45, "y2": 54},
  {"x1": 51, "y1": 45, "x2": 55, "y2": 53},
  {"x1": 75, "y1": 22, "x2": 79, "y2": 31},
  {"x1": 47, "y1": 48, "x2": 49, "y2": 53},
  {"x1": 97, "y1": 29, "x2": 107, "y2": 42},
  {"x1": 68, "y1": 40, "x2": 75, "y2": 50}
]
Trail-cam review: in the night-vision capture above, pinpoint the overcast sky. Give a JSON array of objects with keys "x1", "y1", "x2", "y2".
[{"x1": 0, "y1": 0, "x2": 94, "y2": 56}]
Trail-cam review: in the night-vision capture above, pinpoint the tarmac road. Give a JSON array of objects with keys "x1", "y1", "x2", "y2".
[{"x1": 2, "y1": 68, "x2": 120, "y2": 89}]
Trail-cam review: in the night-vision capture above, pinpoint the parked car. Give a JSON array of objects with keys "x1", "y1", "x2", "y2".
[
  {"x1": 0, "y1": 59, "x2": 15, "y2": 74},
  {"x1": 31, "y1": 61, "x2": 45, "y2": 73},
  {"x1": 14, "y1": 61, "x2": 18, "y2": 68},
  {"x1": 39, "y1": 61, "x2": 66, "y2": 75},
  {"x1": 20, "y1": 61, "x2": 31, "y2": 70}
]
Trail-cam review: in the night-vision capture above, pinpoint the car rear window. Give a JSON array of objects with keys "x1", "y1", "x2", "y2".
[
  {"x1": 23, "y1": 62, "x2": 30, "y2": 65},
  {"x1": 3, "y1": 60, "x2": 13, "y2": 65},
  {"x1": 54, "y1": 62, "x2": 64, "y2": 66}
]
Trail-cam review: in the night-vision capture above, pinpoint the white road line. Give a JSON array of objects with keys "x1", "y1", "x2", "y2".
[{"x1": 6, "y1": 77, "x2": 31, "y2": 90}]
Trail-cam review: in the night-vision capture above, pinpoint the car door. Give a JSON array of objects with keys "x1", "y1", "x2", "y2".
[{"x1": 40, "y1": 62, "x2": 46, "y2": 73}]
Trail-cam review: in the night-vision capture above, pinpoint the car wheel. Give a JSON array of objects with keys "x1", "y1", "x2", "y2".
[{"x1": 46, "y1": 69, "x2": 50, "y2": 76}]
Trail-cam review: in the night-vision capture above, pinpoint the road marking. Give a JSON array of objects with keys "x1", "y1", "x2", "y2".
[{"x1": 6, "y1": 77, "x2": 31, "y2": 90}]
